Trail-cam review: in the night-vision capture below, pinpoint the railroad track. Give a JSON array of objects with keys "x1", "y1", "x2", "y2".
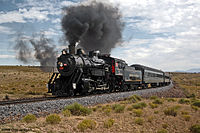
[
  {"x1": 0, "y1": 84, "x2": 172, "y2": 106},
  {"x1": 0, "y1": 97, "x2": 58, "y2": 106}
]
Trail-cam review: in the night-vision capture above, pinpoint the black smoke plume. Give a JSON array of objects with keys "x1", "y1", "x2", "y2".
[
  {"x1": 14, "y1": 33, "x2": 57, "y2": 71},
  {"x1": 62, "y1": 1, "x2": 124, "y2": 53}
]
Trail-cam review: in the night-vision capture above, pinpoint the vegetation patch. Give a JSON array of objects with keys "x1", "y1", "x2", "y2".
[
  {"x1": 153, "y1": 99, "x2": 163, "y2": 104},
  {"x1": 23, "y1": 114, "x2": 37, "y2": 123},
  {"x1": 150, "y1": 96, "x2": 158, "y2": 100},
  {"x1": 104, "y1": 119, "x2": 115, "y2": 128},
  {"x1": 132, "y1": 109, "x2": 143, "y2": 117},
  {"x1": 162, "y1": 123, "x2": 168, "y2": 129},
  {"x1": 46, "y1": 114, "x2": 61, "y2": 124},
  {"x1": 132, "y1": 102, "x2": 147, "y2": 109},
  {"x1": 134, "y1": 118, "x2": 144, "y2": 125},
  {"x1": 112, "y1": 104, "x2": 125, "y2": 113},
  {"x1": 190, "y1": 124, "x2": 200, "y2": 133},
  {"x1": 178, "y1": 98, "x2": 190, "y2": 104},
  {"x1": 127, "y1": 95, "x2": 142, "y2": 103},
  {"x1": 64, "y1": 102, "x2": 92, "y2": 116},
  {"x1": 182, "y1": 115, "x2": 191, "y2": 121},
  {"x1": 77, "y1": 119, "x2": 96, "y2": 132},
  {"x1": 62, "y1": 109, "x2": 71, "y2": 117},
  {"x1": 166, "y1": 98, "x2": 176, "y2": 102},
  {"x1": 164, "y1": 106, "x2": 179, "y2": 117},
  {"x1": 149, "y1": 102, "x2": 158, "y2": 109},
  {"x1": 192, "y1": 100, "x2": 200, "y2": 108}
]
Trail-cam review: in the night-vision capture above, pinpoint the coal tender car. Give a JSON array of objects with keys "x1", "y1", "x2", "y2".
[{"x1": 48, "y1": 49, "x2": 170, "y2": 96}]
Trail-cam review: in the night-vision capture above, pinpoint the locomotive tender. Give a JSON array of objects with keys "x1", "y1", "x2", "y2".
[{"x1": 48, "y1": 48, "x2": 170, "y2": 96}]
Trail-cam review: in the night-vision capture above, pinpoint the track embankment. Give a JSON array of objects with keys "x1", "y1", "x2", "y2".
[{"x1": 0, "y1": 83, "x2": 175, "y2": 124}]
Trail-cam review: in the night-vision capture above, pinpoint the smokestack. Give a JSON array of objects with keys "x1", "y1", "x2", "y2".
[{"x1": 69, "y1": 44, "x2": 75, "y2": 54}]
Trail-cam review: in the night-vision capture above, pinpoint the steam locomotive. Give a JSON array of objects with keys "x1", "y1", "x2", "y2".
[{"x1": 47, "y1": 48, "x2": 170, "y2": 96}]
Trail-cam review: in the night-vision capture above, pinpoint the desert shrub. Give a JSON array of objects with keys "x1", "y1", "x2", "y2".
[
  {"x1": 192, "y1": 100, "x2": 200, "y2": 107},
  {"x1": 150, "y1": 96, "x2": 158, "y2": 100},
  {"x1": 157, "y1": 129, "x2": 168, "y2": 133},
  {"x1": 190, "y1": 124, "x2": 200, "y2": 133},
  {"x1": 104, "y1": 119, "x2": 115, "y2": 128},
  {"x1": 149, "y1": 103, "x2": 158, "y2": 109},
  {"x1": 147, "y1": 116, "x2": 154, "y2": 123},
  {"x1": 112, "y1": 104, "x2": 125, "y2": 113},
  {"x1": 154, "y1": 110, "x2": 159, "y2": 114},
  {"x1": 127, "y1": 105, "x2": 133, "y2": 111},
  {"x1": 191, "y1": 105, "x2": 199, "y2": 111},
  {"x1": 167, "y1": 98, "x2": 176, "y2": 102},
  {"x1": 62, "y1": 109, "x2": 71, "y2": 117},
  {"x1": 162, "y1": 123, "x2": 168, "y2": 129},
  {"x1": 46, "y1": 114, "x2": 61, "y2": 124},
  {"x1": 182, "y1": 115, "x2": 191, "y2": 121},
  {"x1": 181, "y1": 111, "x2": 189, "y2": 115},
  {"x1": 77, "y1": 119, "x2": 96, "y2": 132},
  {"x1": 153, "y1": 99, "x2": 163, "y2": 104},
  {"x1": 127, "y1": 95, "x2": 142, "y2": 103},
  {"x1": 134, "y1": 118, "x2": 144, "y2": 125},
  {"x1": 178, "y1": 98, "x2": 190, "y2": 104},
  {"x1": 23, "y1": 114, "x2": 37, "y2": 123},
  {"x1": 164, "y1": 107, "x2": 178, "y2": 117},
  {"x1": 103, "y1": 108, "x2": 112, "y2": 116},
  {"x1": 133, "y1": 109, "x2": 143, "y2": 117},
  {"x1": 132, "y1": 102, "x2": 147, "y2": 109},
  {"x1": 64, "y1": 102, "x2": 92, "y2": 116},
  {"x1": 92, "y1": 107, "x2": 97, "y2": 112}
]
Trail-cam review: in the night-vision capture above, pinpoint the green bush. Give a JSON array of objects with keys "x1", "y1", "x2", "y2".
[
  {"x1": 167, "y1": 98, "x2": 176, "y2": 102},
  {"x1": 132, "y1": 102, "x2": 147, "y2": 109},
  {"x1": 46, "y1": 114, "x2": 61, "y2": 124},
  {"x1": 150, "y1": 96, "x2": 158, "y2": 100},
  {"x1": 154, "y1": 110, "x2": 159, "y2": 114},
  {"x1": 181, "y1": 111, "x2": 189, "y2": 115},
  {"x1": 192, "y1": 100, "x2": 200, "y2": 107},
  {"x1": 104, "y1": 119, "x2": 115, "y2": 128},
  {"x1": 147, "y1": 116, "x2": 154, "y2": 123},
  {"x1": 133, "y1": 109, "x2": 143, "y2": 117},
  {"x1": 157, "y1": 129, "x2": 168, "y2": 133},
  {"x1": 182, "y1": 115, "x2": 191, "y2": 121},
  {"x1": 112, "y1": 104, "x2": 125, "y2": 113},
  {"x1": 162, "y1": 123, "x2": 168, "y2": 129},
  {"x1": 164, "y1": 107, "x2": 178, "y2": 117},
  {"x1": 153, "y1": 99, "x2": 163, "y2": 104},
  {"x1": 190, "y1": 124, "x2": 200, "y2": 133},
  {"x1": 127, "y1": 95, "x2": 142, "y2": 103},
  {"x1": 127, "y1": 105, "x2": 133, "y2": 111},
  {"x1": 64, "y1": 103, "x2": 92, "y2": 116},
  {"x1": 134, "y1": 118, "x2": 144, "y2": 125},
  {"x1": 149, "y1": 103, "x2": 158, "y2": 109},
  {"x1": 178, "y1": 98, "x2": 190, "y2": 104},
  {"x1": 191, "y1": 105, "x2": 199, "y2": 111},
  {"x1": 23, "y1": 114, "x2": 37, "y2": 123},
  {"x1": 77, "y1": 119, "x2": 96, "y2": 132},
  {"x1": 62, "y1": 109, "x2": 71, "y2": 117}
]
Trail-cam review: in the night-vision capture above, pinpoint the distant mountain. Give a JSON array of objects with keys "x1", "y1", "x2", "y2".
[
  {"x1": 174, "y1": 68, "x2": 200, "y2": 73},
  {"x1": 186, "y1": 68, "x2": 200, "y2": 73}
]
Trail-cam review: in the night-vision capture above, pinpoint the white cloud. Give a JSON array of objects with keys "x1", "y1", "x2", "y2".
[
  {"x1": 0, "y1": 55, "x2": 15, "y2": 58},
  {"x1": 0, "y1": 26, "x2": 14, "y2": 34}
]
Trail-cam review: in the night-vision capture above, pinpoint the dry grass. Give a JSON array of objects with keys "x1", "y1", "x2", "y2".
[
  {"x1": 172, "y1": 72, "x2": 200, "y2": 98},
  {"x1": 0, "y1": 66, "x2": 50, "y2": 100}
]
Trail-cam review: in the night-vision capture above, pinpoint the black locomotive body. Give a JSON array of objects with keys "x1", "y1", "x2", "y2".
[{"x1": 48, "y1": 49, "x2": 170, "y2": 96}]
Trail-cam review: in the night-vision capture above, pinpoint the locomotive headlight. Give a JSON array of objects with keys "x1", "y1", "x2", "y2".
[{"x1": 60, "y1": 63, "x2": 63, "y2": 67}]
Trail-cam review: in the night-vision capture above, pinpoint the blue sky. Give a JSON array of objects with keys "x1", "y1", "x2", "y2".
[{"x1": 0, "y1": 0, "x2": 200, "y2": 71}]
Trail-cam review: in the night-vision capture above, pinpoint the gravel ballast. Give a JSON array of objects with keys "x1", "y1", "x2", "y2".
[{"x1": 0, "y1": 83, "x2": 174, "y2": 124}]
